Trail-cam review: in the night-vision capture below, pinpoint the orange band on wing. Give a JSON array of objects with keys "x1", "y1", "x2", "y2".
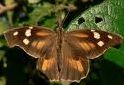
[
  {"x1": 79, "y1": 42, "x2": 95, "y2": 51},
  {"x1": 36, "y1": 32, "x2": 50, "y2": 36},
  {"x1": 31, "y1": 41, "x2": 38, "y2": 47},
  {"x1": 42, "y1": 58, "x2": 54, "y2": 71},
  {"x1": 79, "y1": 42, "x2": 91, "y2": 51},
  {"x1": 88, "y1": 42, "x2": 96, "y2": 48},
  {"x1": 72, "y1": 33, "x2": 89, "y2": 38},
  {"x1": 31, "y1": 41, "x2": 45, "y2": 50},
  {"x1": 37, "y1": 41, "x2": 45, "y2": 49},
  {"x1": 69, "y1": 59, "x2": 84, "y2": 72}
]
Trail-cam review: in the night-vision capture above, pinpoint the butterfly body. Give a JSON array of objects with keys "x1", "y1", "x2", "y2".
[{"x1": 4, "y1": 26, "x2": 122, "y2": 82}]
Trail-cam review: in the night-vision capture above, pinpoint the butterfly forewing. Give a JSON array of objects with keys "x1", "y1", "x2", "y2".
[
  {"x1": 4, "y1": 26, "x2": 56, "y2": 58},
  {"x1": 66, "y1": 29, "x2": 122, "y2": 59}
]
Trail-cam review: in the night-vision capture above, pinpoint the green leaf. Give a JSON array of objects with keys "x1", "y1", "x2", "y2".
[
  {"x1": 104, "y1": 48, "x2": 124, "y2": 68},
  {"x1": 5, "y1": 0, "x2": 15, "y2": 25},
  {"x1": 25, "y1": 2, "x2": 54, "y2": 25},
  {"x1": 0, "y1": 50, "x2": 5, "y2": 61},
  {"x1": 28, "y1": 0, "x2": 40, "y2": 4},
  {"x1": 39, "y1": 16, "x2": 57, "y2": 29},
  {"x1": 0, "y1": 77, "x2": 6, "y2": 85},
  {"x1": 0, "y1": 18, "x2": 7, "y2": 35},
  {"x1": 68, "y1": 0, "x2": 124, "y2": 34}
]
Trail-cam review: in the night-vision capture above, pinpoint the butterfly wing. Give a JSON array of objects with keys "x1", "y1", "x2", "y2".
[
  {"x1": 66, "y1": 29, "x2": 122, "y2": 59},
  {"x1": 4, "y1": 26, "x2": 60, "y2": 80},
  {"x1": 60, "y1": 40, "x2": 89, "y2": 82},
  {"x1": 37, "y1": 41, "x2": 59, "y2": 81},
  {"x1": 4, "y1": 26, "x2": 56, "y2": 58},
  {"x1": 60, "y1": 29, "x2": 122, "y2": 82}
]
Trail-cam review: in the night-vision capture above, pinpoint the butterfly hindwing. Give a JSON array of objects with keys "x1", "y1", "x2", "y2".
[
  {"x1": 60, "y1": 40, "x2": 89, "y2": 82},
  {"x1": 4, "y1": 26, "x2": 56, "y2": 58},
  {"x1": 66, "y1": 29, "x2": 122, "y2": 59},
  {"x1": 37, "y1": 41, "x2": 59, "y2": 81}
]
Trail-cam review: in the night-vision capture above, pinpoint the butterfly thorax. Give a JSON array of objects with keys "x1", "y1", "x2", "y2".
[{"x1": 56, "y1": 27, "x2": 64, "y2": 73}]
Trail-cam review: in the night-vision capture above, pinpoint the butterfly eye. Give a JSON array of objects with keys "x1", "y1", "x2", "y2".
[
  {"x1": 78, "y1": 17, "x2": 85, "y2": 24},
  {"x1": 95, "y1": 16, "x2": 103, "y2": 23}
]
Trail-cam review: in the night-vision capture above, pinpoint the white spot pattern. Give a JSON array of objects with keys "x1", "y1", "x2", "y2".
[
  {"x1": 29, "y1": 26, "x2": 33, "y2": 29},
  {"x1": 97, "y1": 41, "x2": 104, "y2": 47},
  {"x1": 23, "y1": 38, "x2": 30, "y2": 45},
  {"x1": 13, "y1": 31, "x2": 18, "y2": 36},
  {"x1": 93, "y1": 32, "x2": 100, "y2": 39},
  {"x1": 107, "y1": 35, "x2": 113, "y2": 39},
  {"x1": 91, "y1": 29, "x2": 95, "y2": 32},
  {"x1": 25, "y1": 29, "x2": 31, "y2": 37}
]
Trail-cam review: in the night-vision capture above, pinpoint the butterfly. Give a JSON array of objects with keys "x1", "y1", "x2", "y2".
[{"x1": 4, "y1": 26, "x2": 122, "y2": 83}]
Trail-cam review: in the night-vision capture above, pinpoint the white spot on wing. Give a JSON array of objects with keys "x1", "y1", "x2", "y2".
[
  {"x1": 97, "y1": 41, "x2": 104, "y2": 47},
  {"x1": 108, "y1": 35, "x2": 113, "y2": 39},
  {"x1": 29, "y1": 26, "x2": 33, "y2": 29},
  {"x1": 13, "y1": 31, "x2": 18, "y2": 36},
  {"x1": 23, "y1": 38, "x2": 30, "y2": 45},
  {"x1": 25, "y1": 29, "x2": 31, "y2": 37},
  {"x1": 91, "y1": 29, "x2": 95, "y2": 32},
  {"x1": 93, "y1": 32, "x2": 100, "y2": 39}
]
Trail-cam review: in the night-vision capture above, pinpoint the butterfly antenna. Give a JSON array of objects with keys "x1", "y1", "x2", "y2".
[
  {"x1": 60, "y1": 10, "x2": 70, "y2": 28},
  {"x1": 57, "y1": 8, "x2": 70, "y2": 28}
]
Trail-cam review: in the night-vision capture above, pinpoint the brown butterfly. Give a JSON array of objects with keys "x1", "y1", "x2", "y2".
[{"x1": 4, "y1": 26, "x2": 122, "y2": 83}]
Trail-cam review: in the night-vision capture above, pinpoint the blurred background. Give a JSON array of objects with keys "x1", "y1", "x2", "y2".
[{"x1": 0, "y1": 0, "x2": 124, "y2": 85}]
